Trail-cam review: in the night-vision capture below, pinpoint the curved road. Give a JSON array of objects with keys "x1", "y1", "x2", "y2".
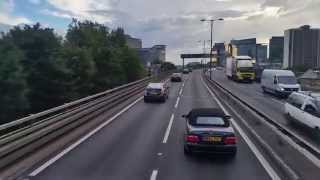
[{"x1": 27, "y1": 71, "x2": 271, "y2": 180}]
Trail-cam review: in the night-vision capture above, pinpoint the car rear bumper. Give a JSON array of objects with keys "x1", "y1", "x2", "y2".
[
  {"x1": 144, "y1": 95, "x2": 166, "y2": 101},
  {"x1": 171, "y1": 77, "x2": 182, "y2": 82},
  {"x1": 185, "y1": 143, "x2": 237, "y2": 154}
]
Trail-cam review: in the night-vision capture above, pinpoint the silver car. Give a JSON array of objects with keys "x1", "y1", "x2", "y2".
[{"x1": 144, "y1": 83, "x2": 169, "y2": 102}]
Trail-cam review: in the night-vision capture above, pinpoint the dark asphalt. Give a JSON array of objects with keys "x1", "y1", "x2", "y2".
[
  {"x1": 29, "y1": 70, "x2": 271, "y2": 180},
  {"x1": 211, "y1": 69, "x2": 320, "y2": 149}
]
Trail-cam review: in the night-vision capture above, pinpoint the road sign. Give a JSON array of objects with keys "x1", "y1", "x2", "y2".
[{"x1": 180, "y1": 54, "x2": 213, "y2": 59}]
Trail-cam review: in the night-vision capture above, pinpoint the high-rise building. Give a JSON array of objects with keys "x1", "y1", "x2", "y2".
[
  {"x1": 125, "y1": 35, "x2": 142, "y2": 49},
  {"x1": 256, "y1": 44, "x2": 268, "y2": 63},
  {"x1": 283, "y1": 25, "x2": 320, "y2": 69},
  {"x1": 138, "y1": 45, "x2": 166, "y2": 66},
  {"x1": 214, "y1": 43, "x2": 226, "y2": 66},
  {"x1": 269, "y1": 36, "x2": 284, "y2": 64},
  {"x1": 230, "y1": 38, "x2": 257, "y2": 59}
]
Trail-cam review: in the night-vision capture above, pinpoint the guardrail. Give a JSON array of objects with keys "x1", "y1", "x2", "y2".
[
  {"x1": 203, "y1": 73, "x2": 320, "y2": 160},
  {"x1": 0, "y1": 74, "x2": 170, "y2": 170}
]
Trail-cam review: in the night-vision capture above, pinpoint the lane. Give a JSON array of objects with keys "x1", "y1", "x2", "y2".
[
  {"x1": 157, "y1": 71, "x2": 271, "y2": 180},
  {"x1": 212, "y1": 69, "x2": 320, "y2": 149},
  {"x1": 30, "y1": 78, "x2": 182, "y2": 180}
]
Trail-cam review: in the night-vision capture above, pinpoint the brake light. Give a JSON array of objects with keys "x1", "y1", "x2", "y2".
[
  {"x1": 185, "y1": 135, "x2": 199, "y2": 143},
  {"x1": 224, "y1": 136, "x2": 236, "y2": 144}
]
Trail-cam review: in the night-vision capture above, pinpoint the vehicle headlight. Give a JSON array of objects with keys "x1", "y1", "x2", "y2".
[{"x1": 280, "y1": 87, "x2": 284, "y2": 91}]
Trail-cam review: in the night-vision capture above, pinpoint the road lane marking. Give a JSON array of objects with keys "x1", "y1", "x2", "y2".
[
  {"x1": 29, "y1": 96, "x2": 144, "y2": 177},
  {"x1": 150, "y1": 170, "x2": 158, "y2": 180},
  {"x1": 174, "y1": 97, "x2": 180, "y2": 108},
  {"x1": 201, "y1": 77, "x2": 281, "y2": 180},
  {"x1": 162, "y1": 114, "x2": 174, "y2": 143},
  {"x1": 179, "y1": 88, "x2": 183, "y2": 96}
]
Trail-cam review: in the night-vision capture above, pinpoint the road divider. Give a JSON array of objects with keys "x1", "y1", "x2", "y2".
[
  {"x1": 162, "y1": 114, "x2": 174, "y2": 144},
  {"x1": 174, "y1": 97, "x2": 180, "y2": 109},
  {"x1": 150, "y1": 170, "x2": 158, "y2": 180}
]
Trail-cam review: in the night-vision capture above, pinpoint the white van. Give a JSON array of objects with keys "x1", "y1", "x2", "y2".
[{"x1": 261, "y1": 69, "x2": 301, "y2": 96}]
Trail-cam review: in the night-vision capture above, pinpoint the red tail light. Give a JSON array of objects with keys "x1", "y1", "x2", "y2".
[
  {"x1": 185, "y1": 135, "x2": 199, "y2": 143},
  {"x1": 224, "y1": 136, "x2": 236, "y2": 144}
]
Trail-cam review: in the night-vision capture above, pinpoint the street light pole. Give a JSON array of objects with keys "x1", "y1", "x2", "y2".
[
  {"x1": 201, "y1": 18, "x2": 224, "y2": 80},
  {"x1": 210, "y1": 20, "x2": 213, "y2": 80}
]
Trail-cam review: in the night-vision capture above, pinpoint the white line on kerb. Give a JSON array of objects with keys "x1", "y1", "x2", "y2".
[
  {"x1": 162, "y1": 114, "x2": 174, "y2": 143},
  {"x1": 150, "y1": 170, "x2": 158, "y2": 180},
  {"x1": 29, "y1": 96, "x2": 144, "y2": 177},
  {"x1": 174, "y1": 97, "x2": 180, "y2": 108},
  {"x1": 201, "y1": 77, "x2": 281, "y2": 180}
]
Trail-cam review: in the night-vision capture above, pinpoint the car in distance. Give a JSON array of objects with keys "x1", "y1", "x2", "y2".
[
  {"x1": 182, "y1": 108, "x2": 237, "y2": 156},
  {"x1": 171, "y1": 73, "x2": 182, "y2": 82},
  {"x1": 284, "y1": 92, "x2": 320, "y2": 130},
  {"x1": 144, "y1": 83, "x2": 169, "y2": 103},
  {"x1": 182, "y1": 69, "x2": 189, "y2": 74},
  {"x1": 261, "y1": 69, "x2": 300, "y2": 97}
]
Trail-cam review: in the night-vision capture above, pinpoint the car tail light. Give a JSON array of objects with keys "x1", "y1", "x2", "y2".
[
  {"x1": 224, "y1": 136, "x2": 236, "y2": 144},
  {"x1": 185, "y1": 135, "x2": 199, "y2": 143}
]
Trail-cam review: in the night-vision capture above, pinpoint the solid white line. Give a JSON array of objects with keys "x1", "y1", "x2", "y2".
[
  {"x1": 29, "y1": 96, "x2": 144, "y2": 177},
  {"x1": 201, "y1": 77, "x2": 281, "y2": 180},
  {"x1": 174, "y1": 97, "x2": 180, "y2": 108},
  {"x1": 150, "y1": 170, "x2": 158, "y2": 180},
  {"x1": 162, "y1": 114, "x2": 174, "y2": 143}
]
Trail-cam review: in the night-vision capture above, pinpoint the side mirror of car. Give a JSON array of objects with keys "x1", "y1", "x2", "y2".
[
  {"x1": 182, "y1": 114, "x2": 187, "y2": 118},
  {"x1": 224, "y1": 115, "x2": 231, "y2": 119}
]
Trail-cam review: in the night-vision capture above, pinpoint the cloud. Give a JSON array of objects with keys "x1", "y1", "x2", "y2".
[
  {"x1": 0, "y1": 0, "x2": 32, "y2": 26},
  {"x1": 46, "y1": 0, "x2": 114, "y2": 23},
  {"x1": 28, "y1": 0, "x2": 41, "y2": 4}
]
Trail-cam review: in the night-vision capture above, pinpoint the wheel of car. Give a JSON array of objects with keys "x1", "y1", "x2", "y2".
[
  {"x1": 184, "y1": 146, "x2": 191, "y2": 155},
  {"x1": 144, "y1": 98, "x2": 148, "y2": 103},
  {"x1": 262, "y1": 87, "x2": 266, "y2": 93},
  {"x1": 230, "y1": 150, "x2": 237, "y2": 158}
]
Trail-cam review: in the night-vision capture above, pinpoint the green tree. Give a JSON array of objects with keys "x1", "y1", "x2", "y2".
[
  {"x1": 161, "y1": 62, "x2": 176, "y2": 71},
  {"x1": 58, "y1": 47, "x2": 96, "y2": 99},
  {"x1": 0, "y1": 41, "x2": 28, "y2": 123},
  {"x1": 121, "y1": 47, "x2": 146, "y2": 82},
  {"x1": 3, "y1": 23, "x2": 67, "y2": 113}
]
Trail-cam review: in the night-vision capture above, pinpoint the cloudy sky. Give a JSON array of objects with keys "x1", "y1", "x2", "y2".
[{"x1": 0, "y1": 0, "x2": 320, "y2": 64}]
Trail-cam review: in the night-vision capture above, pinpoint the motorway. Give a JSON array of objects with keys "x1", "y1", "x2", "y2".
[
  {"x1": 211, "y1": 69, "x2": 320, "y2": 150},
  {"x1": 26, "y1": 70, "x2": 273, "y2": 180}
]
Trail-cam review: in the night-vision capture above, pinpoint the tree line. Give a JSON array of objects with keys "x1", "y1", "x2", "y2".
[{"x1": 0, "y1": 19, "x2": 146, "y2": 124}]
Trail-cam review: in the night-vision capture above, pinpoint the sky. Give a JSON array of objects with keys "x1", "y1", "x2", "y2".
[{"x1": 0, "y1": 0, "x2": 320, "y2": 65}]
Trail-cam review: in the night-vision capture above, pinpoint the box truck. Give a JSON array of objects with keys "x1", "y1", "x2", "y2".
[{"x1": 226, "y1": 56, "x2": 255, "y2": 82}]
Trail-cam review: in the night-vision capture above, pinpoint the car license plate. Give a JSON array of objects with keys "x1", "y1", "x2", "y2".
[{"x1": 203, "y1": 136, "x2": 222, "y2": 142}]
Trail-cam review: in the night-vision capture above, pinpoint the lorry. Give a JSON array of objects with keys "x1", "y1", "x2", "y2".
[{"x1": 226, "y1": 56, "x2": 255, "y2": 82}]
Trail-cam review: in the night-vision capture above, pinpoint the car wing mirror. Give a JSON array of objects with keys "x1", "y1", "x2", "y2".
[
  {"x1": 182, "y1": 114, "x2": 187, "y2": 118},
  {"x1": 224, "y1": 115, "x2": 231, "y2": 119}
]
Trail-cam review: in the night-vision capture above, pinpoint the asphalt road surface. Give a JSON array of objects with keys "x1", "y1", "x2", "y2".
[{"x1": 27, "y1": 70, "x2": 272, "y2": 180}]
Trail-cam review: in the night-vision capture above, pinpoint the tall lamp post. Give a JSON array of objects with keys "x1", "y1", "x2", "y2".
[{"x1": 201, "y1": 18, "x2": 224, "y2": 80}]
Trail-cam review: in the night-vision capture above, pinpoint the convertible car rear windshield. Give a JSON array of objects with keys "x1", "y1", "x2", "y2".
[{"x1": 194, "y1": 116, "x2": 226, "y2": 126}]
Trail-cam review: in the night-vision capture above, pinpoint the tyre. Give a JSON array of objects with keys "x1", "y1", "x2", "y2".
[
  {"x1": 262, "y1": 87, "x2": 266, "y2": 93},
  {"x1": 144, "y1": 98, "x2": 148, "y2": 103},
  {"x1": 184, "y1": 146, "x2": 192, "y2": 155}
]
